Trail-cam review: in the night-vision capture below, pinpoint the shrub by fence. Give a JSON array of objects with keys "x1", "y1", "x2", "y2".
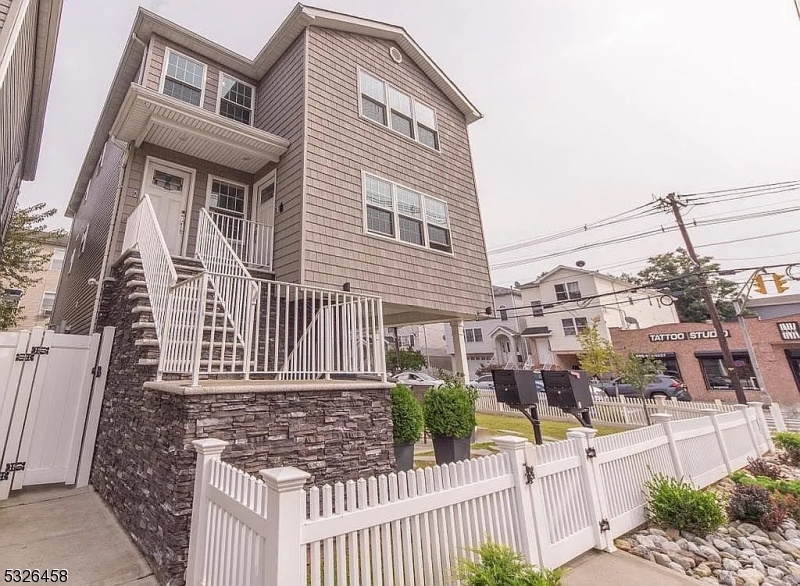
[{"x1": 186, "y1": 403, "x2": 773, "y2": 585}]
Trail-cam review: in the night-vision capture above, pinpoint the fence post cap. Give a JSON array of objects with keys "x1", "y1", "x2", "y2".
[
  {"x1": 700, "y1": 408, "x2": 719, "y2": 414},
  {"x1": 567, "y1": 427, "x2": 597, "y2": 439},
  {"x1": 747, "y1": 401, "x2": 764, "y2": 409},
  {"x1": 260, "y1": 466, "x2": 310, "y2": 492},
  {"x1": 493, "y1": 435, "x2": 528, "y2": 450},
  {"x1": 734, "y1": 404, "x2": 750, "y2": 411},
  {"x1": 651, "y1": 413, "x2": 673, "y2": 423},
  {"x1": 192, "y1": 438, "x2": 228, "y2": 455}
]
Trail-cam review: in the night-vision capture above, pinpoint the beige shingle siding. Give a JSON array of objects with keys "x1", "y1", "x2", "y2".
[
  {"x1": 51, "y1": 141, "x2": 124, "y2": 334},
  {"x1": 0, "y1": 0, "x2": 35, "y2": 244},
  {"x1": 0, "y1": 0, "x2": 13, "y2": 33},
  {"x1": 303, "y1": 27, "x2": 492, "y2": 319},
  {"x1": 253, "y1": 33, "x2": 305, "y2": 283},
  {"x1": 111, "y1": 144, "x2": 254, "y2": 263},
  {"x1": 146, "y1": 35, "x2": 257, "y2": 115}
]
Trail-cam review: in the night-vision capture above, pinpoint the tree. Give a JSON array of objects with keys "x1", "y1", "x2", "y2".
[
  {"x1": 615, "y1": 353, "x2": 665, "y2": 425},
  {"x1": 386, "y1": 347, "x2": 427, "y2": 373},
  {"x1": 0, "y1": 204, "x2": 65, "y2": 330},
  {"x1": 575, "y1": 319, "x2": 616, "y2": 381},
  {"x1": 629, "y1": 248, "x2": 738, "y2": 322}
]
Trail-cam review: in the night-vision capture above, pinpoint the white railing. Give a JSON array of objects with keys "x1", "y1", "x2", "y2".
[
  {"x1": 122, "y1": 196, "x2": 177, "y2": 344},
  {"x1": 159, "y1": 272, "x2": 386, "y2": 383},
  {"x1": 209, "y1": 210, "x2": 273, "y2": 270},
  {"x1": 187, "y1": 404, "x2": 773, "y2": 585}
]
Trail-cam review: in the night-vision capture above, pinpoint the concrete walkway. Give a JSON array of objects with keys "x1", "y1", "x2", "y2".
[
  {"x1": 563, "y1": 550, "x2": 698, "y2": 586},
  {"x1": 0, "y1": 485, "x2": 157, "y2": 585}
]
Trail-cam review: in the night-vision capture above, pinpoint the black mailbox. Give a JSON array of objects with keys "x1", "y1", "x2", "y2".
[
  {"x1": 542, "y1": 370, "x2": 594, "y2": 409},
  {"x1": 492, "y1": 369, "x2": 539, "y2": 406}
]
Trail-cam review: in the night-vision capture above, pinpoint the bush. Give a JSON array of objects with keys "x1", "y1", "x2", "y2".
[
  {"x1": 644, "y1": 473, "x2": 726, "y2": 534},
  {"x1": 775, "y1": 493, "x2": 800, "y2": 523},
  {"x1": 775, "y1": 432, "x2": 800, "y2": 466},
  {"x1": 391, "y1": 384, "x2": 424, "y2": 445},
  {"x1": 732, "y1": 471, "x2": 800, "y2": 497},
  {"x1": 745, "y1": 457, "x2": 784, "y2": 480},
  {"x1": 727, "y1": 484, "x2": 787, "y2": 530},
  {"x1": 423, "y1": 381, "x2": 478, "y2": 439},
  {"x1": 456, "y1": 540, "x2": 563, "y2": 586}
]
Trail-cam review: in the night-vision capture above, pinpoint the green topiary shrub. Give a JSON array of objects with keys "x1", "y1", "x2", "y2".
[
  {"x1": 423, "y1": 381, "x2": 478, "y2": 439},
  {"x1": 775, "y1": 432, "x2": 800, "y2": 466},
  {"x1": 391, "y1": 384, "x2": 424, "y2": 445},
  {"x1": 644, "y1": 473, "x2": 725, "y2": 534},
  {"x1": 727, "y1": 484, "x2": 787, "y2": 531},
  {"x1": 456, "y1": 540, "x2": 563, "y2": 586}
]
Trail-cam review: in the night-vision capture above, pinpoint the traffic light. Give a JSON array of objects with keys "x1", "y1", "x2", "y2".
[
  {"x1": 753, "y1": 275, "x2": 768, "y2": 295},
  {"x1": 773, "y1": 273, "x2": 790, "y2": 294}
]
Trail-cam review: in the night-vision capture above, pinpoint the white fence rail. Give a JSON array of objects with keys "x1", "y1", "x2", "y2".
[
  {"x1": 122, "y1": 195, "x2": 177, "y2": 344},
  {"x1": 209, "y1": 211, "x2": 273, "y2": 270},
  {"x1": 187, "y1": 404, "x2": 774, "y2": 585}
]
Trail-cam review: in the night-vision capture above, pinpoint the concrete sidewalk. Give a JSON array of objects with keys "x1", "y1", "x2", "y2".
[
  {"x1": 0, "y1": 485, "x2": 157, "y2": 585},
  {"x1": 563, "y1": 550, "x2": 698, "y2": 586}
]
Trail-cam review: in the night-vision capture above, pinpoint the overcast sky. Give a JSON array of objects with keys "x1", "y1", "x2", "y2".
[{"x1": 18, "y1": 0, "x2": 800, "y2": 295}]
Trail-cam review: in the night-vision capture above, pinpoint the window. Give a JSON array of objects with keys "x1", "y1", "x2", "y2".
[
  {"x1": 50, "y1": 247, "x2": 66, "y2": 271},
  {"x1": 562, "y1": 317, "x2": 589, "y2": 336},
  {"x1": 399, "y1": 335, "x2": 415, "y2": 348},
  {"x1": 363, "y1": 173, "x2": 451, "y2": 252},
  {"x1": 499, "y1": 306, "x2": 508, "y2": 321},
  {"x1": 359, "y1": 69, "x2": 440, "y2": 151},
  {"x1": 697, "y1": 353, "x2": 760, "y2": 390},
  {"x1": 555, "y1": 281, "x2": 581, "y2": 301},
  {"x1": 162, "y1": 49, "x2": 205, "y2": 107},
  {"x1": 80, "y1": 223, "x2": 90, "y2": 255},
  {"x1": 218, "y1": 73, "x2": 254, "y2": 125},
  {"x1": 68, "y1": 249, "x2": 75, "y2": 275},
  {"x1": 208, "y1": 178, "x2": 247, "y2": 240},
  {"x1": 464, "y1": 328, "x2": 483, "y2": 343},
  {"x1": 531, "y1": 300, "x2": 543, "y2": 317},
  {"x1": 40, "y1": 291, "x2": 56, "y2": 316}
]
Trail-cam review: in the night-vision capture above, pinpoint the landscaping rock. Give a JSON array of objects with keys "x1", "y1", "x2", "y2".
[
  {"x1": 724, "y1": 559, "x2": 744, "y2": 572},
  {"x1": 614, "y1": 538, "x2": 633, "y2": 551},
  {"x1": 653, "y1": 551, "x2": 672, "y2": 567},
  {"x1": 762, "y1": 554, "x2": 786, "y2": 568},
  {"x1": 738, "y1": 568, "x2": 766, "y2": 584},
  {"x1": 696, "y1": 563, "x2": 714, "y2": 577},
  {"x1": 740, "y1": 524, "x2": 761, "y2": 536},
  {"x1": 661, "y1": 541, "x2": 682, "y2": 554},
  {"x1": 700, "y1": 545, "x2": 723, "y2": 563},
  {"x1": 673, "y1": 554, "x2": 696, "y2": 570}
]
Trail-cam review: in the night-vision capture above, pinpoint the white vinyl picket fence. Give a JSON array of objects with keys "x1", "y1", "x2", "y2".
[
  {"x1": 476, "y1": 389, "x2": 789, "y2": 432},
  {"x1": 186, "y1": 403, "x2": 774, "y2": 586}
]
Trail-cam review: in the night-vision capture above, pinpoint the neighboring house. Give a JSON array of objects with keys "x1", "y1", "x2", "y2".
[
  {"x1": 389, "y1": 323, "x2": 451, "y2": 372},
  {"x1": 444, "y1": 286, "x2": 530, "y2": 378},
  {"x1": 516, "y1": 265, "x2": 680, "y2": 370},
  {"x1": 0, "y1": 0, "x2": 63, "y2": 254},
  {"x1": 5, "y1": 231, "x2": 66, "y2": 329},
  {"x1": 51, "y1": 5, "x2": 492, "y2": 379},
  {"x1": 747, "y1": 294, "x2": 800, "y2": 321}
]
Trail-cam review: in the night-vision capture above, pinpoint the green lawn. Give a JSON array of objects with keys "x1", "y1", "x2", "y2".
[{"x1": 476, "y1": 412, "x2": 624, "y2": 441}]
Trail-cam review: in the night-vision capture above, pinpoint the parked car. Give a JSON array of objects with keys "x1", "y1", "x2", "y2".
[
  {"x1": 391, "y1": 372, "x2": 444, "y2": 388},
  {"x1": 473, "y1": 374, "x2": 495, "y2": 390},
  {"x1": 596, "y1": 375, "x2": 692, "y2": 401}
]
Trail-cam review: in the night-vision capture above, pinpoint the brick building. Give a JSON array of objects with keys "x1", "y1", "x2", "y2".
[{"x1": 610, "y1": 314, "x2": 800, "y2": 405}]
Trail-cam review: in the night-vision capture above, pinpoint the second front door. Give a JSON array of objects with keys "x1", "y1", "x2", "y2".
[{"x1": 144, "y1": 161, "x2": 192, "y2": 255}]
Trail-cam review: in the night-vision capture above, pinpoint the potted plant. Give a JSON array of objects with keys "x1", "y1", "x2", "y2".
[
  {"x1": 391, "y1": 384, "x2": 424, "y2": 472},
  {"x1": 422, "y1": 380, "x2": 477, "y2": 465}
]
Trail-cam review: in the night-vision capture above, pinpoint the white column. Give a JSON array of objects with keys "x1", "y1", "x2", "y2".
[
  {"x1": 495, "y1": 436, "x2": 540, "y2": 566},
  {"x1": 186, "y1": 438, "x2": 229, "y2": 586},
  {"x1": 261, "y1": 466, "x2": 311, "y2": 586},
  {"x1": 651, "y1": 413, "x2": 684, "y2": 479},
  {"x1": 450, "y1": 319, "x2": 470, "y2": 384}
]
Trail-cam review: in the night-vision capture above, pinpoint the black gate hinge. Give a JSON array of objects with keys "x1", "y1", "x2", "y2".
[
  {"x1": 15, "y1": 353, "x2": 34, "y2": 362},
  {"x1": 91, "y1": 365, "x2": 103, "y2": 377},
  {"x1": 524, "y1": 464, "x2": 535, "y2": 484},
  {"x1": 586, "y1": 447, "x2": 597, "y2": 459},
  {"x1": 31, "y1": 346, "x2": 49, "y2": 355},
  {"x1": 0, "y1": 462, "x2": 26, "y2": 481},
  {"x1": 599, "y1": 519, "x2": 610, "y2": 532}
]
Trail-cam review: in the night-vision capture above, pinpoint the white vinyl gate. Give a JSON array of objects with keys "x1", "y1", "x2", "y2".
[{"x1": 0, "y1": 326, "x2": 114, "y2": 500}]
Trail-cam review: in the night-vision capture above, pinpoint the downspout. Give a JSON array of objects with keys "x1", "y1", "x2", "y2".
[
  {"x1": 131, "y1": 33, "x2": 148, "y2": 85},
  {"x1": 89, "y1": 136, "x2": 131, "y2": 333}
]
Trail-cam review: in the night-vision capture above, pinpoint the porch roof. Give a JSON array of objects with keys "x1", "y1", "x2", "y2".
[
  {"x1": 110, "y1": 85, "x2": 289, "y2": 174},
  {"x1": 521, "y1": 326, "x2": 552, "y2": 337}
]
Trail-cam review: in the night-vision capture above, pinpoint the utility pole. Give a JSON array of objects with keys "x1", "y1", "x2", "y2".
[{"x1": 661, "y1": 193, "x2": 747, "y2": 404}]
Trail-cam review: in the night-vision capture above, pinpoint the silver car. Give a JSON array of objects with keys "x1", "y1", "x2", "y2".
[
  {"x1": 473, "y1": 374, "x2": 495, "y2": 390},
  {"x1": 391, "y1": 372, "x2": 444, "y2": 387}
]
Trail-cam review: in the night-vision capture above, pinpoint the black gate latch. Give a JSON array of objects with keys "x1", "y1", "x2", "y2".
[{"x1": 524, "y1": 464, "x2": 535, "y2": 484}]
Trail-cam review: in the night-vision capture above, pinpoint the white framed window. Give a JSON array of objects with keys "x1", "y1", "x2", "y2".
[
  {"x1": 531, "y1": 300, "x2": 544, "y2": 317},
  {"x1": 162, "y1": 48, "x2": 206, "y2": 107},
  {"x1": 207, "y1": 177, "x2": 248, "y2": 241},
  {"x1": 50, "y1": 247, "x2": 66, "y2": 271},
  {"x1": 555, "y1": 281, "x2": 582, "y2": 301},
  {"x1": 218, "y1": 72, "x2": 254, "y2": 125},
  {"x1": 465, "y1": 328, "x2": 483, "y2": 343},
  {"x1": 80, "y1": 223, "x2": 90, "y2": 255},
  {"x1": 362, "y1": 172, "x2": 452, "y2": 253},
  {"x1": 358, "y1": 68, "x2": 440, "y2": 151},
  {"x1": 40, "y1": 291, "x2": 56, "y2": 316},
  {"x1": 562, "y1": 317, "x2": 589, "y2": 336}
]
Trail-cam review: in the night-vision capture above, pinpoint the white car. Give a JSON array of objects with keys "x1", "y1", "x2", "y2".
[
  {"x1": 392, "y1": 372, "x2": 444, "y2": 387},
  {"x1": 473, "y1": 374, "x2": 495, "y2": 390}
]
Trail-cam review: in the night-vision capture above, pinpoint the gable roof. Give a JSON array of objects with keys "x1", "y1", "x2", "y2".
[
  {"x1": 518, "y1": 265, "x2": 634, "y2": 289},
  {"x1": 66, "y1": 4, "x2": 481, "y2": 216}
]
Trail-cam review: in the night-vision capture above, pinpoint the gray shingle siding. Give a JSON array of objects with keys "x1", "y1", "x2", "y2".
[{"x1": 0, "y1": 0, "x2": 13, "y2": 35}]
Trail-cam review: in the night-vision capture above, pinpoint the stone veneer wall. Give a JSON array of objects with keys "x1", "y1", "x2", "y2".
[{"x1": 91, "y1": 259, "x2": 395, "y2": 585}]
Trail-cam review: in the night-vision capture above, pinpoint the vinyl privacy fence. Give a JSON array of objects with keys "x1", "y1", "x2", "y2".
[{"x1": 186, "y1": 403, "x2": 774, "y2": 586}]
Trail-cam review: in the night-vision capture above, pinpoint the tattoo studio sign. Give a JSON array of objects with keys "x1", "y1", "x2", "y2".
[{"x1": 648, "y1": 330, "x2": 730, "y2": 343}]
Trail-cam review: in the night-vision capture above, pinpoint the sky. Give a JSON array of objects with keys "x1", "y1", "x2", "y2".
[{"x1": 18, "y1": 0, "x2": 800, "y2": 297}]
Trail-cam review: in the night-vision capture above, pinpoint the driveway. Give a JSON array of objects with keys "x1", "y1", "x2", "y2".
[{"x1": 564, "y1": 550, "x2": 698, "y2": 586}]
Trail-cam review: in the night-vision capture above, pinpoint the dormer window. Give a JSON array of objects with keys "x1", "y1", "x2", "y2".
[
  {"x1": 218, "y1": 73, "x2": 254, "y2": 125},
  {"x1": 358, "y1": 69, "x2": 440, "y2": 151},
  {"x1": 162, "y1": 48, "x2": 206, "y2": 107}
]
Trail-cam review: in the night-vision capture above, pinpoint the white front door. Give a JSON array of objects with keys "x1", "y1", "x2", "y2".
[
  {"x1": 253, "y1": 171, "x2": 276, "y2": 228},
  {"x1": 144, "y1": 162, "x2": 192, "y2": 255}
]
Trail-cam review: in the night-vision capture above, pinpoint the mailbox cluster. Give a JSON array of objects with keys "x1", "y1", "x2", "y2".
[{"x1": 491, "y1": 369, "x2": 594, "y2": 410}]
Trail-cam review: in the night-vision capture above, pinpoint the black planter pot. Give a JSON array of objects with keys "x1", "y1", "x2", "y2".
[
  {"x1": 394, "y1": 443, "x2": 415, "y2": 472},
  {"x1": 432, "y1": 436, "x2": 471, "y2": 466}
]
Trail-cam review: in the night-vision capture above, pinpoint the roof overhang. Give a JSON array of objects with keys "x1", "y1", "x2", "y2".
[
  {"x1": 487, "y1": 326, "x2": 519, "y2": 339},
  {"x1": 17, "y1": 0, "x2": 63, "y2": 180},
  {"x1": 67, "y1": 3, "x2": 480, "y2": 216},
  {"x1": 521, "y1": 327, "x2": 552, "y2": 338},
  {"x1": 110, "y1": 84, "x2": 289, "y2": 174}
]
